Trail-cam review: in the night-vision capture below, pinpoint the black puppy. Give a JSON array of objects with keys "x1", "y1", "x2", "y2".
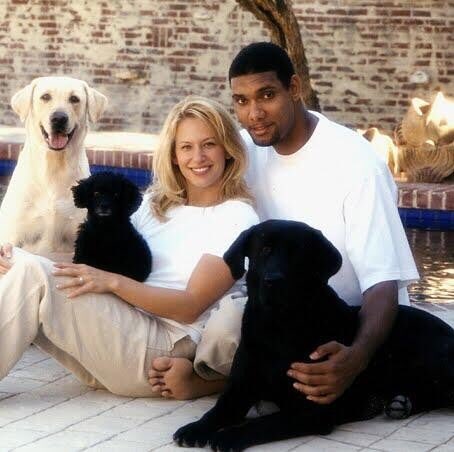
[
  {"x1": 72, "y1": 171, "x2": 152, "y2": 282},
  {"x1": 174, "y1": 220, "x2": 454, "y2": 451}
]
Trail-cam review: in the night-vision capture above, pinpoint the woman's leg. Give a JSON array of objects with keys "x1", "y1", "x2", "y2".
[
  {"x1": 0, "y1": 248, "x2": 54, "y2": 378},
  {"x1": 35, "y1": 259, "x2": 197, "y2": 397},
  {"x1": 0, "y1": 248, "x2": 104, "y2": 388},
  {"x1": 33, "y1": 332, "x2": 105, "y2": 389},
  {"x1": 1, "y1": 248, "x2": 196, "y2": 396}
]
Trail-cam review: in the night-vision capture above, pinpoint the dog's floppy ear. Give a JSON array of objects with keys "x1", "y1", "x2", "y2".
[
  {"x1": 84, "y1": 84, "x2": 108, "y2": 123},
  {"x1": 223, "y1": 226, "x2": 253, "y2": 280},
  {"x1": 121, "y1": 178, "x2": 143, "y2": 216},
  {"x1": 11, "y1": 79, "x2": 37, "y2": 122},
  {"x1": 311, "y1": 230, "x2": 342, "y2": 282},
  {"x1": 71, "y1": 177, "x2": 92, "y2": 209}
]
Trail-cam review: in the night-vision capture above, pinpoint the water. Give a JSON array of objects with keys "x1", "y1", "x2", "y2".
[
  {"x1": 406, "y1": 229, "x2": 453, "y2": 303},
  {"x1": 0, "y1": 183, "x2": 452, "y2": 303}
]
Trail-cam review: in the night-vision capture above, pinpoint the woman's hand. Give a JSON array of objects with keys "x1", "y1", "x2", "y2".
[
  {"x1": 0, "y1": 243, "x2": 13, "y2": 274},
  {"x1": 53, "y1": 262, "x2": 120, "y2": 298}
]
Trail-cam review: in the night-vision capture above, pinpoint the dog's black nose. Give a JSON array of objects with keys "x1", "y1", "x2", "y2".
[
  {"x1": 50, "y1": 111, "x2": 69, "y2": 131},
  {"x1": 95, "y1": 205, "x2": 112, "y2": 217}
]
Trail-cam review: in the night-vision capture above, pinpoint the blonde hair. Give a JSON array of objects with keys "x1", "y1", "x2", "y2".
[{"x1": 149, "y1": 96, "x2": 253, "y2": 220}]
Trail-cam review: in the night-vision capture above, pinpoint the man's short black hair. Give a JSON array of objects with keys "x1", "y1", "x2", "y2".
[{"x1": 228, "y1": 42, "x2": 295, "y2": 88}]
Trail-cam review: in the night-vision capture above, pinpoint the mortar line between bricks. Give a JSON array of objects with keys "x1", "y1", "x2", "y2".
[
  {"x1": 149, "y1": 440, "x2": 174, "y2": 451},
  {"x1": 12, "y1": 356, "x2": 53, "y2": 372},
  {"x1": 0, "y1": 371, "x2": 78, "y2": 407},
  {"x1": 432, "y1": 431, "x2": 454, "y2": 450},
  {"x1": 365, "y1": 410, "x2": 433, "y2": 450},
  {"x1": 8, "y1": 369, "x2": 71, "y2": 384},
  {"x1": 9, "y1": 394, "x2": 135, "y2": 451},
  {"x1": 288, "y1": 438, "x2": 322, "y2": 450},
  {"x1": 77, "y1": 399, "x2": 194, "y2": 451},
  {"x1": 3, "y1": 367, "x2": 192, "y2": 451},
  {"x1": 5, "y1": 375, "x2": 70, "y2": 384},
  {"x1": 2, "y1": 378, "x2": 95, "y2": 429}
]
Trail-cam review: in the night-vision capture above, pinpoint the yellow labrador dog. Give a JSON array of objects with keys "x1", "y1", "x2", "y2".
[{"x1": 0, "y1": 76, "x2": 107, "y2": 257}]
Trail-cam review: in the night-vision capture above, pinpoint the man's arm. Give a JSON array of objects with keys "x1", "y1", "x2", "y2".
[{"x1": 287, "y1": 280, "x2": 398, "y2": 405}]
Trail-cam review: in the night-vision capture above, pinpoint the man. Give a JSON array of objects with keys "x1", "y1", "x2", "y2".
[{"x1": 149, "y1": 42, "x2": 419, "y2": 403}]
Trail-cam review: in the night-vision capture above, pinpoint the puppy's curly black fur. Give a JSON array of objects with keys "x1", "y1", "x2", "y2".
[{"x1": 72, "y1": 171, "x2": 152, "y2": 282}]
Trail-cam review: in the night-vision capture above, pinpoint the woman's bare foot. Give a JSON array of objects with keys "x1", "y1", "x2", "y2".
[{"x1": 148, "y1": 357, "x2": 225, "y2": 400}]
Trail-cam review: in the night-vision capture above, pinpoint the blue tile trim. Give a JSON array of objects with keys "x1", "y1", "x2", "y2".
[
  {"x1": 399, "y1": 208, "x2": 454, "y2": 230},
  {"x1": 0, "y1": 160, "x2": 152, "y2": 188},
  {"x1": 1, "y1": 160, "x2": 452, "y2": 230},
  {"x1": 0, "y1": 159, "x2": 16, "y2": 176},
  {"x1": 90, "y1": 165, "x2": 152, "y2": 188}
]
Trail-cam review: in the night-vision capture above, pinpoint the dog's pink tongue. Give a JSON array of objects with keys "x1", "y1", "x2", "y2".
[{"x1": 49, "y1": 133, "x2": 69, "y2": 149}]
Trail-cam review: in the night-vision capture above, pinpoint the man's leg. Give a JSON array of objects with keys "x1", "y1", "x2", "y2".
[
  {"x1": 148, "y1": 293, "x2": 245, "y2": 399},
  {"x1": 194, "y1": 293, "x2": 245, "y2": 379}
]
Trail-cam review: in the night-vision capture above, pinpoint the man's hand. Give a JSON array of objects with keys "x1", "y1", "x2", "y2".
[
  {"x1": 287, "y1": 341, "x2": 367, "y2": 405},
  {"x1": 288, "y1": 281, "x2": 398, "y2": 405}
]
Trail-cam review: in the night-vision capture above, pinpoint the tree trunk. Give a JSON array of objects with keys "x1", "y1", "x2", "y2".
[{"x1": 236, "y1": 0, "x2": 320, "y2": 111}]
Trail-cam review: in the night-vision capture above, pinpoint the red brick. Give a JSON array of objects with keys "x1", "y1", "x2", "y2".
[
  {"x1": 416, "y1": 190, "x2": 429, "y2": 209},
  {"x1": 327, "y1": 9, "x2": 347, "y2": 15},
  {"x1": 445, "y1": 190, "x2": 454, "y2": 210},
  {"x1": 391, "y1": 9, "x2": 411, "y2": 17},
  {"x1": 430, "y1": 192, "x2": 444, "y2": 210},
  {"x1": 413, "y1": 10, "x2": 431, "y2": 17},
  {"x1": 400, "y1": 189, "x2": 412, "y2": 208}
]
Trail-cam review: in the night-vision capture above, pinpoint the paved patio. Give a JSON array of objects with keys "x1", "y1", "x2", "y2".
[
  {"x1": 0, "y1": 125, "x2": 453, "y2": 450},
  {"x1": 0, "y1": 303, "x2": 452, "y2": 451}
]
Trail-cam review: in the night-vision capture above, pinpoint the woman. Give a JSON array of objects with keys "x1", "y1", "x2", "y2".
[{"x1": 0, "y1": 96, "x2": 258, "y2": 397}]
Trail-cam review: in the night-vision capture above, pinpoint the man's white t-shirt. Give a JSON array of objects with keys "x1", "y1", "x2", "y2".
[
  {"x1": 131, "y1": 196, "x2": 259, "y2": 344},
  {"x1": 243, "y1": 112, "x2": 419, "y2": 306}
]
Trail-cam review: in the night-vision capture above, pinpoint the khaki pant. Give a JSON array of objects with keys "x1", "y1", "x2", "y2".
[
  {"x1": 0, "y1": 248, "x2": 196, "y2": 397},
  {"x1": 194, "y1": 292, "x2": 246, "y2": 380}
]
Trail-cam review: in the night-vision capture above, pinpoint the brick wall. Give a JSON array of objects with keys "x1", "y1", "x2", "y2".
[
  {"x1": 295, "y1": 0, "x2": 454, "y2": 129},
  {"x1": 0, "y1": 0, "x2": 452, "y2": 133}
]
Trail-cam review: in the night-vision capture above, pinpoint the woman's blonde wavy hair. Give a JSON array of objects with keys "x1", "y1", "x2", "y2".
[{"x1": 148, "y1": 95, "x2": 253, "y2": 220}]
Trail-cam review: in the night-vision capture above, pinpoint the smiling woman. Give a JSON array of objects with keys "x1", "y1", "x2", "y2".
[
  {"x1": 172, "y1": 117, "x2": 228, "y2": 207},
  {"x1": 151, "y1": 95, "x2": 253, "y2": 221},
  {"x1": 0, "y1": 95, "x2": 259, "y2": 399}
]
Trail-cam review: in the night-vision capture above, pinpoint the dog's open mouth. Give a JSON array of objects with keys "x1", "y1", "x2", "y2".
[{"x1": 40, "y1": 125, "x2": 76, "y2": 151}]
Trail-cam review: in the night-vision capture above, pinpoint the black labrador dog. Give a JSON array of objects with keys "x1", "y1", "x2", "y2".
[
  {"x1": 72, "y1": 171, "x2": 152, "y2": 282},
  {"x1": 174, "y1": 220, "x2": 454, "y2": 451}
]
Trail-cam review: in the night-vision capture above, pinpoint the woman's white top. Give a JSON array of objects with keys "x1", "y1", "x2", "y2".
[{"x1": 131, "y1": 195, "x2": 259, "y2": 344}]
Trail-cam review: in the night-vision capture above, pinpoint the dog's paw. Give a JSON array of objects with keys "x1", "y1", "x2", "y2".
[
  {"x1": 209, "y1": 428, "x2": 249, "y2": 452},
  {"x1": 385, "y1": 395, "x2": 412, "y2": 419},
  {"x1": 174, "y1": 421, "x2": 212, "y2": 448}
]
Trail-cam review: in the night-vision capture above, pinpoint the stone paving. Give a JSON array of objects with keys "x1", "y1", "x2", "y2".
[
  {"x1": 0, "y1": 303, "x2": 452, "y2": 451},
  {"x1": 0, "y1": 125, "x2": 453, "y2": 450}
]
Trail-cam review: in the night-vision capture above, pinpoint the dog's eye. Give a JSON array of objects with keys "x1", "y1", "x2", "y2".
[
  {"x1": 114, "y1": 192, "x2": 119, "y2": 198},
  {"x1": 261, "y1": 246, "x2": 272, "y2": 256},
  {"x1": 93, "y1": 191, "x2": 100, "y2": 197},
  {"x1": 40, "y1": 93, "x2": 51, "y2": 102},
  {"x1": 69, "y1": 95, "x2": 80, "y2": 104}
]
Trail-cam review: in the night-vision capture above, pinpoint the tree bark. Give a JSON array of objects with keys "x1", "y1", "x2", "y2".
[{"x1": 236, "y1": 0, "x2": 320, "y2": 111}]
